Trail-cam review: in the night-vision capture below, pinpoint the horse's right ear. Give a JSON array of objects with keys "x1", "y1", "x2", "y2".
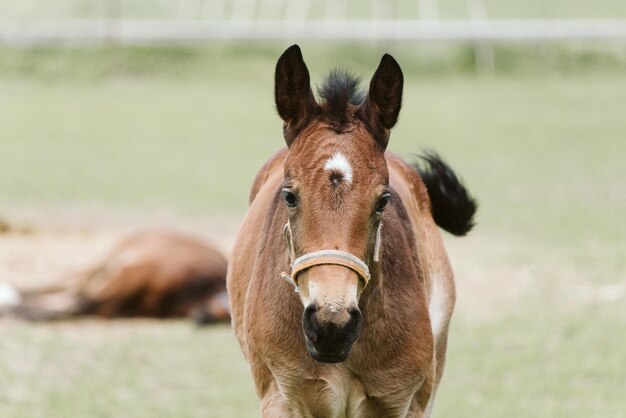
[{"x1": 275, "y1": 45, "x2": 318, "y2": 147}]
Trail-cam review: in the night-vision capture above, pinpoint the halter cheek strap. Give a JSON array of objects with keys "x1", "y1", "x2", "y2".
[{"x1": 280, "y1": 221, "x2": 382, "y2": 293}]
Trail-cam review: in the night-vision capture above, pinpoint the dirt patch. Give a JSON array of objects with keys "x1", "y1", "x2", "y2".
[
  {"x1": 446, "y1": 231, "x2": 626, "y2": 320},
  {"x1": 0, "y1": 208, "x2": 238, "y2": 292},
  {"x1": 0, "y1": 229, "x2": 119, "y2": 289}
]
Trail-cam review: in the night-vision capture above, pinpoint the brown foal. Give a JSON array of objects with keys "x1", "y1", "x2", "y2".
[
  {"x1": 2, "y1": 230, "x2": 229, "y2": 324},
  {"x1": 228, "y1": 45, "x2": 476, "y2": 417}
]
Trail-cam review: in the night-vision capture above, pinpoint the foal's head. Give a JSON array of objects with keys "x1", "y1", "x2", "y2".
[{"x1": 275, "y1": 45, "x2": 403, "y2": 363}]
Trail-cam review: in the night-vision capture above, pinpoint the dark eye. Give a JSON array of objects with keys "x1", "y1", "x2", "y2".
[
  {"x1": 281, "y1": 189, "x2": 298, "y2": 208},
  {"x1": 376, "y1": 192, "x2": 391, "y2": 213}
]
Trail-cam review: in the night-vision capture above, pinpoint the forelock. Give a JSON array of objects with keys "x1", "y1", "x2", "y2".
[{"x1": 317, "y1": 69, "x2": 365, "y2": 132}]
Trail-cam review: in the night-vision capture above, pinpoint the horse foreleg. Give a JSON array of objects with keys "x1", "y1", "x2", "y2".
[
  {"x1": 260, "y1": 383, "x2": 295, "y2": 418},
  {"x1": 424, "y1": 325, "x2": 451, "y2": 418},
  {"x1": 406, "y1": 363, "x2": 436, "y2": 418},
  {"x1": 247, "y1": 349, "x2": 296, "y2": 418}
]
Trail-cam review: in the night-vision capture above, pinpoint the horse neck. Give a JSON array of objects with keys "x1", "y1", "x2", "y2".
[{"x1": 359, "y1": 208, "x2": 426, "y2": 325}]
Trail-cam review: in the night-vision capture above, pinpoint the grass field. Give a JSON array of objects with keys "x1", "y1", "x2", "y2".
[
  {"x1": 1, "y1": 311, "x2": 625, "y2": 418},
  {"x1": 1, "y1": 44, "x2": 625, "y2": 417}
]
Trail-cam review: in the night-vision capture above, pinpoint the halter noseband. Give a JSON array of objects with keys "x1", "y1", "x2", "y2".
[{"x1": 280, "y1": 221, "x2": 382, "y2": 293}]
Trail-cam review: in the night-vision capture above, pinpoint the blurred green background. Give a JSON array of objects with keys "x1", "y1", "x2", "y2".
[
  {"x1": 1, "y1": 1, "x2": 626, "y2": 417},
  {"x1": 3, "y1": 0, "x2": 626, "y2": 19}
]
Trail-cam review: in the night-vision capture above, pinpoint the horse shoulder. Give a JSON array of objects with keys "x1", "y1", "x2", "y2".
[
  {"x1": 249, "y1": 147, "x2": 288, "y2": 204},
  {"x1": 229, "y1": 152, "x2": 288, "y2": 354},
  {"x1": 386, "y1": 154, "x2": 455, "y2": 341}
]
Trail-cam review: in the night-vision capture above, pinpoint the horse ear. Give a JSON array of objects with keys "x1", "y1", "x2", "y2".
[
  {"x1": 360, "y1": 53, "x2": 403, "y2": 150},
  {"x1": 275, "y1": 44, "x2": 318, "y2": 147}
]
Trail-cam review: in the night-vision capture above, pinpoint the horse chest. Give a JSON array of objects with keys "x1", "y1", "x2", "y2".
[{"x1": 275, "y1": 368, "x2": 414, "y2": 418}]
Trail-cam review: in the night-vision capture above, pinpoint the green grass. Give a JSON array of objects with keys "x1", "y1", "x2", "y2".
[
  {"x1": 0, "y1": 322, "x2": 258, "y2": 418},
  {"x1": 0, "y1": 45, "x2": 625, "y2": 417},
  {"x1": 439, "y1": 308, "x2": 626, "y2": 418},
  {"x1": 1, "y1": 45, "x2": 625, "y2": 246},
  {"x1": 3, "y1": 44, "x2": 626, "y2": 80},
  {"x1": 1, "y1": 310, "x2": 624, "y2": 417}
]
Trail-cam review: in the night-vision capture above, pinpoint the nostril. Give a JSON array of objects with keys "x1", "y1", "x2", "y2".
[
  {"x1": 302, "y1": 304, "x2": 319, "y2": 342},
  {"x1": 304, "y1": 304, "x2": 318, "y2": 322},
  {"x1": 346, "y1": 306, "x2": 363, "y2": 337},
  {"x1": 348, "y1": 306, "x2": 360, "y2": 317},
  {"x1": 348, "y1": 306, "x2": 361, "y2": 322}
]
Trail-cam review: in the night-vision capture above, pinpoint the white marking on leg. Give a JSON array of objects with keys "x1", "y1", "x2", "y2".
[
  {"x1": 0, "y1": 282, "x2": 21, "y2": 308},
  {"x1": 324, "y1": 152, "x2": 353, "y2": 185}
]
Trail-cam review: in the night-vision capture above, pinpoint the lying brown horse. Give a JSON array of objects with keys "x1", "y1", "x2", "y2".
[
  {"x1": 228, "y1": 45, "x2": 476, "y2": 417},
  {"x1": 1, "y1": 230, "x2": 229, "y2": 324}
]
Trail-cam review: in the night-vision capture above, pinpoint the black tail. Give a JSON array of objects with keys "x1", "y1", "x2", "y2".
[{"x1": 414, "y1": 151, "x2": 477, "y2": 236}]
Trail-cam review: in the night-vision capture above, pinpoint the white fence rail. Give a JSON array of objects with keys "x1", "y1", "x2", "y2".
[
  {"x1": 3, "y1": 19, "x2": 626, "y2": 45},
  {"x1": 3, "y1": 0, "x2": 626, "y2": 45}
]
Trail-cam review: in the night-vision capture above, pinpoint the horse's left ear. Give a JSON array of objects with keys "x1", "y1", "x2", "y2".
[{"x1": 360, "y1": 54, "x2": 404, "y2": 150}]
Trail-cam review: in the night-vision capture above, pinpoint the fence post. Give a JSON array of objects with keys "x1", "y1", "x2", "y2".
[
  {"x1": 325, "y1": 0, "x2": 347, "y2": 20},
  {"x1": 104, "y1": 0, "x2": 122, "y2": 45},
  {"x1": 418, "y1": 0, "x2": 439, "y2": 20},
  {"x1": 232, "y1": 0, "x2": 255, "y2": 22},
  {"x1": 468, "y1": 0, "x2": 495, "y2": 73},
  {"x1": 284, "y1": 0, "x2": 310, "y2": 29},
  {"x1": 202, "y1": 0, "x2": 227, "y2": 19}
]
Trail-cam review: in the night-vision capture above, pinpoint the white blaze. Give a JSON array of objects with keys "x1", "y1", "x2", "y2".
[{"x1": 324, "y1": 152, "x2": 353, "y2": 185}]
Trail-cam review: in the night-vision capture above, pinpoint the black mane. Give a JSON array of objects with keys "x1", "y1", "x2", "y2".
[{"x1": 317, "y1": 69, "x2": 365, "y2": 130}]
